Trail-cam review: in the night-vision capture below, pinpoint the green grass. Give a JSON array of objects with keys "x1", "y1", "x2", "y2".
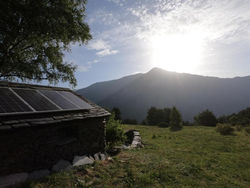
[{"x1": 26, "y1": 125, "x2": 250, "y2": 188}]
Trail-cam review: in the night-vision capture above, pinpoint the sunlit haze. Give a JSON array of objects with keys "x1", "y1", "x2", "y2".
[
  {"x1": 60, "y1": 0, "x2": 250, "y2": 88},
  {"x1": 150, "y1": 33, "x2": 204, "y2": 73}
]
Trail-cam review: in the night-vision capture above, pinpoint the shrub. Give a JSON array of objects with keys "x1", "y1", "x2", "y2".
[
  {"x1": 146, "y1": 107, "x2": 171, "y2": 125},
  {"x1": 106, "y1": 113, "x2": 125, "y2": 148},
  {"x1": 170, "y1": 107, "x2": 182, "y2": 131},
  {"x1": 245, "y1": 127, "x2": 250, "y2": 134},
  {"x1": 194, "y1": 110, "x2": 217, "y2": 126},
  {"x1": 216, "y1": 123, "x2": 234, "y2": 135},
  {"x1": 157, "y1": 122, "x2": 168, "y2": 127}
]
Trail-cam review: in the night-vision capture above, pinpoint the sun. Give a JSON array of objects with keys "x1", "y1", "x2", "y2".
[{"x1": 150, "y1": 33, "x2": 204, "y2": 73}]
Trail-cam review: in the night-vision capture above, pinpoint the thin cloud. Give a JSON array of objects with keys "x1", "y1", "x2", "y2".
[
  {"x1": 96, "y1": 49, "x2": 119, "y2": 57},
  {"x1": 77, "y1": 59, "x2": 100, "y2": 72},
  {"x1": 87, "y1": 39, "x2": 119, "y2": 57}
]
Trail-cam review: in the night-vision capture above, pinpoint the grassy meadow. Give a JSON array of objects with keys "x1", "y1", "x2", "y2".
[{"x1": 26, "y1": 125, "x2": 250, "y2": 188}]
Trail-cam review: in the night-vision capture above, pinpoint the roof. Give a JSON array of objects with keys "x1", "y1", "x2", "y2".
[{"x1": 0, "y1": 81, "x2": 110, "y2": 131}]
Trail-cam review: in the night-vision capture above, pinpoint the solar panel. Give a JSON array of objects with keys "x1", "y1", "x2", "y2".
[
  {"x1": 39, "y1": 89, "x2": 78, "y2": 109},
  {"x1": 0, "y1": 88, "x2": 32, "y2": 113},
  {"x1": 58, "y1": 91, "x2": 93, "y2": 109},
  {"x1": 13, "y1": 89, "x2": 59, "y2": 111}
]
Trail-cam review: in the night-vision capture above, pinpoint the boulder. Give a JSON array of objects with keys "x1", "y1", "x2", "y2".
[
  {"x1": 94, "y1": 153, "x2": 100, "y2": 161},
  {"x1": 73, "y1": 155, "x2": 94, "y2": 167},
  {"x1": 99, "y1": 153, "x2": 106, "y2": 161},
  {"x1": 89, "y1": 155, "x2": 95, "y2": 161},
  {"x1": 133, "y1": 131, "x2": 140, "y2": 136}
]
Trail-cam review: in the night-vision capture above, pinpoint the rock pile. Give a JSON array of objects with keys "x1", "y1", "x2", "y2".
[
  {"x1": 124, "y1": 130, "x2": 143, "y2": 149},
  {"x1": 0, "y1": 152, "x2": 108, "y2": 188}
]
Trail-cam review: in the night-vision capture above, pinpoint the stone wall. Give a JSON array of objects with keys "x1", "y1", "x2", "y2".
[{"x1": 0, "y1": 117, "x2": 106, "y2": 176}]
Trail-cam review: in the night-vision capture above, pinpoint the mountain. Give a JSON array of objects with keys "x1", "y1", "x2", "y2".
[{"x1": 77, "y1": 68, "x2": 250, "y2": 122}]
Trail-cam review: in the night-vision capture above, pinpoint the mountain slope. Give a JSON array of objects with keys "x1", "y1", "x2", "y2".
[
  {"x1": 77, "y1": 68, "x2": 250, "y2": 121},
  {"x1": 77, "y1": 73, "x2": 142, "y2": 103}
]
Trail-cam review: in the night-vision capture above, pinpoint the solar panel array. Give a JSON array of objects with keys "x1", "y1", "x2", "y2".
[{"x1": 0, "y1": 87, "x2": 92, "y2": 114}]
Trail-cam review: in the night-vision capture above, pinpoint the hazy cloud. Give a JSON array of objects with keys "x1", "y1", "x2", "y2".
[
  {"x1": 96, "y1": 49, "x2": 119, "y2": 56},
  {"x1": 128, "y1": 0, "x2": 250, "y2": 43},
  {"x1": 77, "y1": 59, "x2": 100, "y2": 72},
  {"x1": 87, "y1": 39, "x2": 119, "y2": 57}
]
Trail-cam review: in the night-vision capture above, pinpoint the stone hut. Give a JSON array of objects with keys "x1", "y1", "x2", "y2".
[{"x1": 0, "y1": 82, "x2": 110, "y2": 176}]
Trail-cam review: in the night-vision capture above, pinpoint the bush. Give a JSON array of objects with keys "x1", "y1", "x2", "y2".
[
  {"x1": 194, "y1": 110, "x2": 217, "y2": 126},
  {"x1": 245, "y1": 127, "x2": 250, "y2": 134},
  {"x1": 216, "y1": 123, "x2": 234, "y2": 135},
  {"x1": 106, "y1": 113, "x2": 125, "y2": 148},
  {"x1": 157, "y1": 122, "x2": 168, "y2": 127},
  {"x1": 170, "y1": 107, "x2": 183, "y2": 131},
  {"x1": 146, "y1": 107, "x2": 171, "y2": 125}
]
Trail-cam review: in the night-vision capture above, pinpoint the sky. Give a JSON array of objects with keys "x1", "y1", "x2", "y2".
[{"x1": 63, "y1": 0, "x2": 250, "y2": 89}]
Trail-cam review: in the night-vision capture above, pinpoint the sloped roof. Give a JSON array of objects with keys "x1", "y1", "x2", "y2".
[{"x1": 0, "y1": 81, "x2": 110, "y2": 130}]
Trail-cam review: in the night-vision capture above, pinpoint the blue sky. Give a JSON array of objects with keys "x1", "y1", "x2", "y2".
[{"x1": 62, "y1": 0, "x2": 250, "y2": 89}]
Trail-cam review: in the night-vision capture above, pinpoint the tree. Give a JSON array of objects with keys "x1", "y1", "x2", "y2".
[
  {"x1": 146, "y1": 107, "x2": 171, "y2": 125},
  {"x1": 162, "y1": 108, "x2": 171, "y2": 124},
  {"x1": 111, "y1": 107, "x2": 121, "y2": 120},
  {"x1": 146, "y1": 107, "x2": 159, "y2": 125},
  {"x1": 194, "y1": 109, "x2": 217, "y2": 126},
  {"x1": 169, "y1": 107, "x2": 182, "y2": 131},
  {"x1": 0, "y1": 0, "x2": 91, "y2": 86}
]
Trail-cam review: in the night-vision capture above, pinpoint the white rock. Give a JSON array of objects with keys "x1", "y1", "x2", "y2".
[
  {"x1": 99, "y1": 153, "x2": 106, "y2": 161},
  {"x1": 0, "y1": 172, "x2": 28, "y2": 188},
  {"x1": 73, "y1": 155, "x2": 94, "y2": 167},
  {"x1": 89, "y1": 155, "x2": 95, "y2": 161},
  {"x1": 52, "y1": 160, "x2": 72, "y2": 172},
  {"x1": 133, "y1": 131, "x2": 140, "y2": 136},
  {"x1": 133, "y1": 136, "x2": 141, "y2": 141},
  {"x1": 94, "y1": 153, "x2": 100, "y2": 161}
]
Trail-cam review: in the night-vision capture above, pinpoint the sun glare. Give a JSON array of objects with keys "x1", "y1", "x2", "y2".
[{"x1": 150, "y1": 33, "x2": 204, "y2": 73}]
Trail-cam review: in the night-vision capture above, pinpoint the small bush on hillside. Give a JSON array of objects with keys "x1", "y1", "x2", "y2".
[
  {"x1": 157, "y1": 122, "x2": 168, "y2": 127},
  {"x1": 216, "y1": 123, "x2": 234, "y2": 135},
  {"x1": 245, "y1": 127, "x2": 250, "y2": 134},
  {"x1": 106, "y1": 113, "x2": 125, "y2": 149},
  {"x1": 170, "y1": 107, "x2": 183, "y2": 131}
]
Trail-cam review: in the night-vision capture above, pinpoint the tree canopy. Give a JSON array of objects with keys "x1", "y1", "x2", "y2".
[
  {"x1": 0, "y1": 0, "x2": 91, "y2": 86},
  {"x1": 169, "y1": 107, "x2": 182, "y2": 130},
  {"x1": 218, "y1": 107, "x2": 250, "y2": 126},
  {"x1": 146, "y1": 107, "x2": 171, "y2": 125},
  {"x1": 194, "y1": 109, "x2": 217, "y2": 126}
]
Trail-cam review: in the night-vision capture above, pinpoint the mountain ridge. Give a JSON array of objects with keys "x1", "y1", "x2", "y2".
[{"x1": 77, "y1": 68, "x2": 250, "y2": 121}]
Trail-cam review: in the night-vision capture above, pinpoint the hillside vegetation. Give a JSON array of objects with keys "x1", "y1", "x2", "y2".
[{"x1": 26, "y1": 125, "x2": 250, "y2": 187}]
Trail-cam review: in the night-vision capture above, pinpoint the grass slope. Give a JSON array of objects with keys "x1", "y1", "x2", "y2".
[{"x1": 26, "y1": 125, "x2": 250, "y2": 188}]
